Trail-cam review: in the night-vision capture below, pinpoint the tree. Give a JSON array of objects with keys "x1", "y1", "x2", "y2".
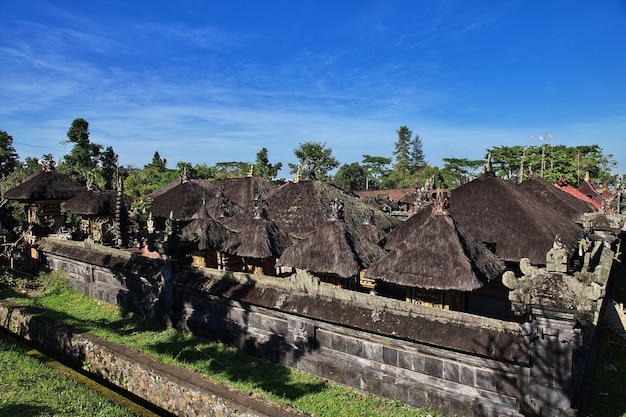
[
  {"x1": 146, "y1": 151, "x2": 167, "y2": 171},
  {"x1": 361, "y1": 155, "x2": 392, "y2": 190},
  {"x1": 334, "y1": 162, "x2": 367, "y2": 191},
  {"x1": 0, "y1": 130, "x2": 19, "y2": 179},
  {"x1": 254, "y1": 147, "x2": 283, "y2": 181},
  {"x1": 393, "y1": 126, "x2": 413, "y2": 174},
  {"x1": 409, "y1": 133, "x2": 426, "y2": 171},
  {"x1": 62, "y1": 118, "x2": 102, "y2": 181},
  {"x1": 439, "y1": 158, "x2": 484, "y2": 189},
  {"x1": 288, "y1": 141, "x2": 339, "y2": 181},
  {"x1": 99, "y1": 146, "x2": 118, "y2": 190}
]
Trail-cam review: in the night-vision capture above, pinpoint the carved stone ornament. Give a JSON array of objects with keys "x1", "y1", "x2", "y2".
[{"x1": 429, "y1": 189, "x2": 451, "y2": 216}]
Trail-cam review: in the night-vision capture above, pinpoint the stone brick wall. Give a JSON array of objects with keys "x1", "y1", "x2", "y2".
[{"x1": 32, "y1": 238, "x2": 601, "y2": 417}]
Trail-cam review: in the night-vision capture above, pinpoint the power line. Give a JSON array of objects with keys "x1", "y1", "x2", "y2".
[{"x1": 13, "y1": 141, "x2": 65, "y2": 152}]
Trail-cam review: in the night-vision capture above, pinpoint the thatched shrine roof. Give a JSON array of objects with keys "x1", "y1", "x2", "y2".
[
  {"x1": 365, "y1": 211, "x2": 505, "y2": 291},
  {"x1": 147, "y1": 177, "x2": 215, "y2": 200},
  {"x1": 447, "y1": 173, "x2": 583, "y2": 265},
  {"x1": 264, "y1": 180, "x2": 399, "y2": 239},
  {"x1": 216, "y1": 176, "x2": 276, "y2": 207},
  {"x1": 518, "y1": 175, "x2": 596, "y2": 223},
  {"x1": 149, "y1": 179, "x2": 241, "y2": 222},
  {"x1": 276, "y1": 204, "x2": 386, "y2": 278},
  {"x1": 221, "y1": 217, "x2": 292, "y2": 259},
  {"x1": 4, "y1": 170, "x2": 84, "y2": 202},
  {"x1": 63, "y1": 189, "x2": 130, "y2": 217},
  {"x1": 181, "y1": 205, "x2": 232, "y2": 251}
]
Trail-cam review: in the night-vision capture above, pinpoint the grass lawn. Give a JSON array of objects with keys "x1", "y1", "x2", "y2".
[
  {"x1": 0, "y1": 332, "x2": 135, "y2": 417},
  {"x1": 0, "y1": 269, "x2": 440, "y2": 417}
]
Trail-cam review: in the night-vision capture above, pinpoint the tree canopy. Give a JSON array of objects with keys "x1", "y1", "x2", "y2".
[
  {"x1": 288, "y1": 141, "x2": 339, "y2": 181},
  {"x1": 0, "y1": 130, "x2": 19, "y2": 179},
  {"x1": 334, "y1": 162, "x2": 367, "y2": 191},
  {"x1": 62, "y1": 118, "x2": 103, "y2": 182}
]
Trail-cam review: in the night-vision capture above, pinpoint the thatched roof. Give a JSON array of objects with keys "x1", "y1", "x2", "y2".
[
  {"x1": 149, "y1": 179, "x2": 241, "y2": 222},
  {"x1": 147, "y1": 177, "x2": 215, "y2": 200},
  {"x1": 63, "y1": 189, "x2": 130, "y2": 217},
  {"x1": 216, "y1": 176, "x2": 276, "y2": 207},
  {"x1": 4, "y1": 170, "x2": 84, "y2": 202},
  {"x1": 365, "y1": 213, "x2": 505, "y2": 291},
  {"x1": 447, "y1": 173, "x2": 583, "y2": 265},
  {"x1": 221, "y1": 216, "x2": 292, "y2": 259},
  {"x1": 181, "y1": 205, "x2": 232, "y2": 251},
  {"x1": 276, "y1": 213, "x2": 386, "y2": 279},
  {"x1": 264, "y1": 180, "x2": 399, "y2": 239},
  {"x1": 518, "y1": 175, "x2": 596, "y2": 223},
  {"x1": 382, "y1": 205, "x2": 434, "y2": 251}
]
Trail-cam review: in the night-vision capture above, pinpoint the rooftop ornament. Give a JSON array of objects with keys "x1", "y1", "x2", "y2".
[
  {"x1": 327, "y1": 198, "x2": 344, "y2": 222},
  {"x1": 429, "y1": 189, "x2": 451, "y2": 216},
  {"x1": 252, "y1": 186, "x2": 268, "y2": 220}
]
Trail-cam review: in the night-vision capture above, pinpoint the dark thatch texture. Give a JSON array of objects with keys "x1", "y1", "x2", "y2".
[
  {"x1": 448, "y1": 173, "x2": 582, "y2": 265},
  {"x1": 365, "y1": 214, "x2": 505, "y2": 290},
  {"x1": 63, "y1": 190, "x2": 130, "y2": 217},
  {"x1": 221, "y1": 218, "x2": 292, "y2": 259},
  {"x1": 147, "y1": 178, "x2": 215, "y2": 200},
  {"x1": 264, "y1": 180, "x2": 399, "y2": 239},
  {"x1": 216, "y1": 177, "x2": 276, "y2": 208},
  {"x1": 149, "y1": 179, "x2": 241, "y2": 222},
  {"x1": 181, "y1": 205, "x2": 232, "y2": 251},
  {"x1": 518, "y1": 175, "x2": 596, "y2": 223},
  {"x1": 383, "y1": 205, "x2": 434, "y2": 251},
  {"x1": 4, "y1": 170, "x2": 84, "y2": 202},
  {"x1": 276, "y1": 218, "x2": 386, "y2": 279}
]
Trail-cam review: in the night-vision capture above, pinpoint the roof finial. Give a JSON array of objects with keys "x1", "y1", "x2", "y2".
[
  {"x1": 584, "y1": 171, "x2": 590, "y2": 182},
  {"x1": 247, "y1": 164, "x2": 254, "y2": 177},
  {"x1": 328, "y1": 198, "x2": 344, "y2": 222},
  {"x1": 294, "y1": 165, "x2": 301, "y2": 183},
  {"x1": 429, "y1": 189, "x2": 451, "y2": 216}
]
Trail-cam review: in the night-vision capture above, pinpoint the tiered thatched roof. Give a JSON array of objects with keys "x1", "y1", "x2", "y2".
[
  {"x1": 4, "y1": 169, "x2": 83, "y2": 202},
  {"x1": 63, "y1": 189, "x2": 130, "y2": 217},
  {"x1": 265, "y1": 180, "x2": 399, "y2": 239},
  {"x1": 221, "y1": 189, "x2": 292, "y2": 259},
  {"x1": 149, "y1": 178, "x2": 240, "y2": 222},
  {"x1": 277, "y1": 199, "x2": 386, "y2": 279},
  {"x1": 448, "y1": 173, "x2": 583, "y2": 265},
  {"x1": 518, "y1": 175, "x2": 596, "y2": 223},
  {"x1": 216, "y1": 176, "x2": 276, "y2": 208},
  {"x1": 366, "y1": 191, "x2": 505, "y2": 290},
  {"x1": 181, "y1": 203, "x2": 232, "y2": 251}
]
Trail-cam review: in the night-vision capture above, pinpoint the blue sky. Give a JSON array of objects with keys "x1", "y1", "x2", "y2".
[{"x1": 1, "y1": 1, "x2": 625, "y2": 178}]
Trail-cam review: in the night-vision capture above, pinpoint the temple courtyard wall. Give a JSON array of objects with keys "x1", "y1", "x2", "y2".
[{"x1": 8, "y1": 237, "x2": 615, "y2": 417}]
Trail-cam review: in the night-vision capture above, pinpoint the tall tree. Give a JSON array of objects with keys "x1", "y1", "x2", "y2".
[
  {"x1": 409, "y1": 133, "x2": 426, "y2": 172},
  {"x1": 254, "y1": 147, "x2": 283, "y2": 180},
  {"x1": 99, "y1": 146, "x2": 118, "y2": 190},
  {"x1": 334, "y1": 162, "x2": 367, "y2": 191},
  {"x1": 393, "y1": 126, "x2": 413, "y2": 173},
  {"x1": 62, "y1": 118, "x2": 102, "y2": 181},
  {"x1": 288, "y1": 141, "x2": 339, "y2": 181},
  {"x1": 0, "y1": 130, "x2": 19, "y2": 179}
]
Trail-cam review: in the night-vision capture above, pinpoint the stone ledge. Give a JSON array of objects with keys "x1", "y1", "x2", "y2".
[{"x1": 0, "y1": 299, "x2": 307, "y2": 417}]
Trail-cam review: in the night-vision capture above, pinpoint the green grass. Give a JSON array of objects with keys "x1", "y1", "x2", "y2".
[
  {"x1": 0, "y1": 334, "x2": 135, "y2": 417},
  {"x1": 0, "y1": 269, "x2": 441, "y2": 417}
]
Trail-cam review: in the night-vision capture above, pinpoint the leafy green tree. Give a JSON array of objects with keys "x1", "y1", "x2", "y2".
[
  {"x1": 288, "y1": 141, "x2": 339, "y2": 181},
  {"x1": 254, "y1": 147, "x2": 283, "y2": 181},
  {"x1": 62, "y1": 118, "x2": 102, "y2": 181},
  {"x1": 147, "y1": 151, "x2": 167, "y2": 171},
  {"x1": 439, "y1": 158, "x2": 485, "y2": 189},
  {"x1": 334, "y1": 162, "x2": 367, "y2": 191},
  {"x1": 193, "y1": 163, "x2": 216, "y2": 179},
  {"x1": 362, "y1": 155, "x2": 391, "y2": 190},
  {"x1": 99, "y1": 146, "x2": 118, "y2": 190},
  {"x1": 213, "y1": 161, "x2": 249, "y2": 180},
  {"x1": 0, "y1": 130, "x2": 19, "y2": 179},
  {"x1": 488, "y1": 144, "x2": 616, "y2": 186}
]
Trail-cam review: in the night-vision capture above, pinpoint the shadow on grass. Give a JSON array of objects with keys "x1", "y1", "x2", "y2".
[
  {"x1": 0, "y1": 404, "x2": 55, "y2": 417},
  {"x1": 7, "y1": 291, "x2": 327, "y2": 405}
]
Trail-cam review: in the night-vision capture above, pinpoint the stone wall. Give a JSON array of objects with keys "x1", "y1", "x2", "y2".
[
  {"x1": 31, "y1": 237, "x2": 609, "y2": 417},
  {"x1": 0, "y1": 299, "x2": 303, "y2": 417}
]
